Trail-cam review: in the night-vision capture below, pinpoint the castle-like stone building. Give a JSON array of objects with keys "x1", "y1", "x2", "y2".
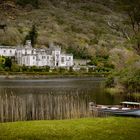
[{"x1": 0, "y1": 41, "x2": 73, "y2": 68}]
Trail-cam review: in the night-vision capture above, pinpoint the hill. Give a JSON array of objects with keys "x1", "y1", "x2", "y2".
[{"x1": 0, "y1": 0, "x2": 128, "y2": 58}]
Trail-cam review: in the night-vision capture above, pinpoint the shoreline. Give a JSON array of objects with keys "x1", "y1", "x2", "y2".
[
  {"x1": 0, "y1": 74, "x2": 105, "y2": 80},
  {"x1": 0, "y1": 72, "x2": 107, "y2": 80}
]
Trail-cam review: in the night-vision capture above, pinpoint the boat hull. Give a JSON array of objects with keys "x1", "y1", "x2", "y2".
[{"x1": 99, "y1": 109, "x2": 140, "y2": 117}]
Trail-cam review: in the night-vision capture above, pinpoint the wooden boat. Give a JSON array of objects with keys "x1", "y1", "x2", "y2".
[{"x1": 90, "y1": 101, "x2": 140, "y2": 117}]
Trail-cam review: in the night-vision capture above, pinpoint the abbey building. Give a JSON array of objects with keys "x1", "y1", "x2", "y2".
[{"x1": 0, "y1": 41, "x2": 73, "y2": 68}]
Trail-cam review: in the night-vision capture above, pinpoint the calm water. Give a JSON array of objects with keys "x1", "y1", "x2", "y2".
[{"x1": 0, "y1": 77, "x2": 135, "y2": 122}]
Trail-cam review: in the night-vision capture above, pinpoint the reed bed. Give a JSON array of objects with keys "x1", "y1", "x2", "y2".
[{"x1": 0, "y1": 90, "x2": 104, "y2": 122}]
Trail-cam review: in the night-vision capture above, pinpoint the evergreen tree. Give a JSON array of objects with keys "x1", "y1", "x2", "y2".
[
  {"x1": 4, "y1": 57, "x2": 12, "y2": 70},
  {"x1": 29, "y1": 25, "x2": 38, "y2": 47},
  {"x1": 24, "y1": 25, "x2": 38, "y2": 47}
]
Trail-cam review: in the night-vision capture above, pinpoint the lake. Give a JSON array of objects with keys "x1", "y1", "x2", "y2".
[{"x1": 0, "y1": 77, "x2": 136, "y2": 122}]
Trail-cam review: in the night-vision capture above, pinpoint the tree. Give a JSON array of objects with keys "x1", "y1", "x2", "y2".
[
  {"x1": 4, "y1": 57, "x2": 12, "y2": 70},
  {"x1": 24, "y1": 24, "x2": 38, "y2": 47},
  {"x1": 0, "y1": 56, "x2": 5, "y2": 71},
  {"x1": 0, "y1": 56, "x2": 5, "y2": 64},
  {"x1": 116, "y1": 0, "x2": 140, "y2": 54}
]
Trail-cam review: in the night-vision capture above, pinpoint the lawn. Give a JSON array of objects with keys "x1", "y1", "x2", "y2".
[{"x1": 0, "y1": 117, "x2": 139, "y2": 140}]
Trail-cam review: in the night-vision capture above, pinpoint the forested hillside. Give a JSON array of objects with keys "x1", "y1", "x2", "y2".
[{"x1": 0, "y1": 0, "x2": 127, "y2": 55}]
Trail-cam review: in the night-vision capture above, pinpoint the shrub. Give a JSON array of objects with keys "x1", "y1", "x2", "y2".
[
  {"x1": 105, "y1": 76, "x2": 115, "y2": 88},
  {"x1": 119, "y1": 67, "x2": 140, "y2": 92},
  {"x1": 11, "y1": 63, "x2": 21, "y2": 72},
  {"x1": 16, "y1": 0, "x2": 39, "y2": 8},
  {"x1": 59, "y1": 67, "x2": 67, "y2": 73},
  {"x1": 4, "y1": 57, "x2": 12, "y2": 70}
]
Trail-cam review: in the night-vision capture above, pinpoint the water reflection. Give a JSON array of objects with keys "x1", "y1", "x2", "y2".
[{"x1": 0, "y1": 78, "x2": 137, "y2": 122}]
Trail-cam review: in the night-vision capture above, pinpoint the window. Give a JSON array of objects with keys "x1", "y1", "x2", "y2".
[
  {"x1": 61, "y1": 57, "x2": 65, "y2": 63},
  {"x1": 3, "y1": 50, "x2": 6, "y2": 53},
  {"x1": 10, "y1": 50, "x2": 12, "y2": 53},
  {"x1": 56, "y1": 54, "x2": 59, "y2": 59},
  {"x1": 33, "y1": 56, "x2": 35, "y2": 60},
  {"x1": 41, "y1": 56, "x2": 46, "y2": 59},
  {"x1": 66, "y1": 57, "x2": 71, "y2": 61}
]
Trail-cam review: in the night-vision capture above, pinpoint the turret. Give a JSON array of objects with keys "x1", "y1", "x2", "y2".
[{"x1": 25, "y1": 40, "x2": 32, "y2": 48}]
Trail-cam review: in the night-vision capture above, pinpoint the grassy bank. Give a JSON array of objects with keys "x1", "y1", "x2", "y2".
[
  {"x1": 0, "y1": 117, "x2": 139, "y2": 140},
  {"x1": 105, "y1": 87, "x2": 140, "y2": 101},
  {"x1": 105, "y1": 87, "x2": 124, "y2": 95},
  {"x1": 0, "y1": 72, "x2": 109, "y2": 79}
]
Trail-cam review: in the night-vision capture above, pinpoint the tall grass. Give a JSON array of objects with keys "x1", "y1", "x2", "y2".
[{"x1": 0, "y1": 91, "x2": 101, "y2": 123}]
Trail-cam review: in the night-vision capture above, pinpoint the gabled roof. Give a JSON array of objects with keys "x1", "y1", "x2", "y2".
[
  {"x1": 0, "y1": 46, "x2": 16, "y2": 49},
  {"x1": 121, "y1": 101, "x2": 140, "y2": 105}
]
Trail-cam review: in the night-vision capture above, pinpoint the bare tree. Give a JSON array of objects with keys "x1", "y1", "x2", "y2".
[{"x1": 115, "y1": 0, "x2": 140, "y2": 54}]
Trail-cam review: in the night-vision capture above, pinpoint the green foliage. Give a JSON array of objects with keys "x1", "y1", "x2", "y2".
[
  {"x1": 69, "y1": 66, "x2": 73, "y2": 73},
  {"x1": 24, "y1": 25, "x2": 38, "y2": 47},
  {"x1": 11, "y1": 63, "x2": 22, "y2": 72},
  {"x1": 4, "y1": 57, "x2": 12, "y2": 70},
  {"x1": 58, "y1": 67, "x2": 66, "y2": 73},
  {"x1": 16, "y1": 0, "x2": 39, "y2": 8},
  {"x1": 79, "y1": 67, "x2": 87, "y2": 72},
  {"x1": 0, "y1": 66, "x2": 4, "y2": 71},
  {"x1": 105, "y1": 75, "x2": 115, "y2": 88},
  {"x1": 66, "y1": 46, "x2": 88, "y2": 59},
  {"x1": 0, "y1": 56, "x2": 5, "y2": 70},
  {"x1": 95, "y1": 67, "x2": 113, "y2": 73},
  {"x1": 118, "y1": 66, "x2": 140, "y2": 92},
  {"x1": 88, "y1": 56, "x2": 114, "y2": 73},
  {"x1": 21, "y1": 66, "x2": 50, "y2": 72},
  {"x1": 0, "y1": 56, "x2": 5, "y2": 64},
  {"x1": 106, "y1": 58, "x2": 140, "y2": 93},
  {"x1": 88, "y1": 67, "x2": 94, "y2": 73}
]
